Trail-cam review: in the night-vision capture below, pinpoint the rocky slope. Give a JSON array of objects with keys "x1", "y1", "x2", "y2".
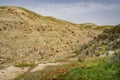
[
  {"x1": 0, "y1": 6, "x2": 103, "y2": 68},
  {"x1": 76, "y1": 24, "x2": 120, "y2": 59}
]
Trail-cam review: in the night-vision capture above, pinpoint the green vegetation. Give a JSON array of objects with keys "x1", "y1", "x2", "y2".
[
  {"x1": 1, "y1": 6, "x2": 119, "y2": 80},
  {"x1": 14, "y1": 57, "x2": 120, "y2": 80},
  {"x1": 59, "y1": 61, "x2": 120, "y2": 80}
]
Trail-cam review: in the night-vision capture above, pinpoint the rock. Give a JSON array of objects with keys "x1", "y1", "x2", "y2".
[
  {"x1": 113, "y1": 51, "x2": 120, "y2": 62},
  {"x1": 109, "y1": 51, "x2": 120, "y2": 63},
  {"x1": 106, "y1": 51, "x2": 115, "y2": 56},
  {"x1": 99, "y1": 51, "x2": 115, "y2": 58}
]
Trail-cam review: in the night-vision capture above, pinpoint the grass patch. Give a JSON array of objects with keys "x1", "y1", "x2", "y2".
[{"x1": 59, "y1": 60, "x2": 120, "y2": 80}]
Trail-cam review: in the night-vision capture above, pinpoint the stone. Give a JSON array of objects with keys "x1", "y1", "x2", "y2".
[
  {"x1": 106, "y1": 51, "x2": 115, "y2": 56},
  {"x1": 113, "y1": 51, "x2": 120, "y2": 62}
]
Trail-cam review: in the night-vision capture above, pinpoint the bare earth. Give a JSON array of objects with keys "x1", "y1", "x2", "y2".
[
  {"x1": 0, "y1": 65, "x2": 29, "y2": 80},
  {"x1": 0, "y1": 62, "x2": 66, "y2": 80}
]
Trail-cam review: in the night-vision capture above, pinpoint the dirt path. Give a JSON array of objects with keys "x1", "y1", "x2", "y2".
[
  {"x1": 0, "y1": 65, "x2": 29, "y2": 80},
  {"x1": 30, "y1": 62, "x2": 66, "y2": 72},
  {"x1": 0, "y1": 62, "x2": 67, "y2": 80}
]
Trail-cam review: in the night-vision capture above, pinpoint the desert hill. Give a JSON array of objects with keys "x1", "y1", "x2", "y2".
[{"x1": 0, "y1": 6, "x2": 104, "y2": 68}]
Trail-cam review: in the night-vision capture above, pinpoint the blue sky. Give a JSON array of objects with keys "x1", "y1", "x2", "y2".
[{"x1": 0, "y1": 0, "x2": 120, "y2": 25}]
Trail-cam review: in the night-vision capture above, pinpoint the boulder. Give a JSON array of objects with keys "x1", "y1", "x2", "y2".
[{"x1": 99, "y1": 51, "x2": 116, "y2": 58}]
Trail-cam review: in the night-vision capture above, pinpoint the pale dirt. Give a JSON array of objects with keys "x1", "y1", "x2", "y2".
[
  {"x1": 0, "y1": 62, "x2": 66, "y2": 80},
  {"x1": 30, "y1": 62, "x2": 66, "y2": 72},
  {"x1": 0, "y1": 65, "x2": 29, "y2": 80}
]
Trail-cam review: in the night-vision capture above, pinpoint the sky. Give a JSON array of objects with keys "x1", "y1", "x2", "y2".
[{"x1": 0, "y1": 0, "x2": 120, "y2": 25}]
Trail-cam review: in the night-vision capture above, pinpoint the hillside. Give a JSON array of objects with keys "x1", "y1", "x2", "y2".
[
  {"x1": 0, "y1": 6, "x2": 104, "y2": 68},
  {"x1": 75, "y1": 24, "x2": 120, "y2": 58},
  {"x1": 13, "y1": 25, "x2": 120, "y2": 80}
]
